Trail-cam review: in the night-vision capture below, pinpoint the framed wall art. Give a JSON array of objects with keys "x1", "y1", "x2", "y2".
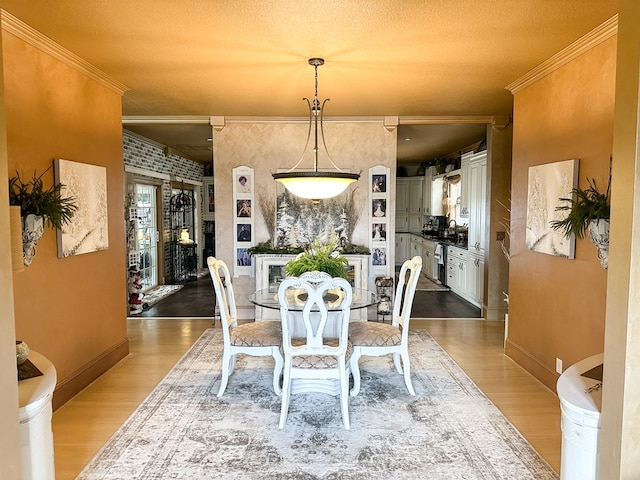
[
  {"x1": 526, "y1": 159, "x2": 579, "y2": 259},
  {"x1": 54, "y1": 158, "x2": 109, "y2": 258},
  {"x1": 203, "y1": 176, "x2": 215, "y2": 221},
  {"x1": 369, "y1": 165, "x2": 391, "y2": 276},
  {"x1": 233, "y1": 165, "x2": 254, "y2": 276}
]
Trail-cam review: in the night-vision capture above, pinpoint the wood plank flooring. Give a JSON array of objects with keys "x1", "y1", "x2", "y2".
[{"x1": 52, "y1": 318, "x2": 561, "y2": 479}]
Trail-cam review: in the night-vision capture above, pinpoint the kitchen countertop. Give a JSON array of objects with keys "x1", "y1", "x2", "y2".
[{"x1": 398, "y1": 232, "x2": 468, "y2": 250}]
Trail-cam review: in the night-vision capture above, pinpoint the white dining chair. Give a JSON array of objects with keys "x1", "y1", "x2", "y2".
[
  {"x1": 349, "y1": 255, "x2": 422, "y2": 396},
  {"x1": 207, "y1": 257, "x2": 283, "y2": 397},
  {"x1": 277, "y1": 271, "x2": 353, "y2": 429}
]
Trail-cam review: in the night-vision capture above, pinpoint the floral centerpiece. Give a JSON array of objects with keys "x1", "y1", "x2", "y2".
[{"x1": 284, "y1": 236, "x2": 349, "y2": 279}]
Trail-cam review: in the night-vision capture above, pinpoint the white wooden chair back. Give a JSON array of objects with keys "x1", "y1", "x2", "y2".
[
  {"x1": 278, "y1": 271, "x2": 353, "y2": 356},
  {"x1": 207, "y1": 257, "x2": 237, "y2": 344},
  {"x1": 393, "y1": 255, "x2": 422, "y2": 335}
]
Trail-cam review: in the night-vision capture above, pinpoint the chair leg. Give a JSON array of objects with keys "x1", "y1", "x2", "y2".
[
  {"x1": 400, "y1": 350, "x2": 416, "y2": 396},
  {"x1": 278, "y1": 361, "x2": 292, "y2": 429},
  {"x1": 349, "y1": 348, "x2": 361, "y2": 397},
  {"x1": 340, "y1": 360, "x2": 350, "y2": 429},
  {"x1": 393, "y1": 352, "x2": 403, "y2": 374},
  {"x1": 272, "y1": 348, "x2": 283, "y2": 396},
  {"x1": 229, "y1": 354, "x2": 237, "y2": 375},
  {"x1": 217, "y1": 351, "x2": 232, "y2": 397}
]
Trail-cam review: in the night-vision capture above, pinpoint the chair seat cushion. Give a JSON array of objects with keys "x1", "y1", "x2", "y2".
[
  {"x1": 230, "y1": 321, "x2": 282, "y2": 347},
  {"x1": 286, "y1": 339, "x2": 352, "y2": 369},
  {"x1": 349, "y1": 322, "x2": 402, "y2": 347}
]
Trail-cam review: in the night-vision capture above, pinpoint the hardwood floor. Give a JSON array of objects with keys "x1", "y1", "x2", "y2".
[{"x1": 52, "y1": 318, "x2": 561, "y2": 479}]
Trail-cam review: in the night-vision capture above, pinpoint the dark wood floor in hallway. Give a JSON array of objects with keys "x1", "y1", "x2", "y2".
[{"x1": 131, "y1": 273, "x2": 482, "y2": 319}]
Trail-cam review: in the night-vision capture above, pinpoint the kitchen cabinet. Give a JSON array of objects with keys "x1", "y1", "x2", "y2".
[
  {"x1": 410, "y1": 234, "x2": 422, "y2": 261},
  {"x1": 459, "y1": 154, "x2": 471, "y2": 219},
  {"x1": 421, "y1": 238, "x2": 437, "y2": 280},
  {"x1": 468, "y1": 253, "x2": 485, "y2": 308},
  {"x1": 467, "y1": 151, "x2": 487, "y2": 256},
  {"x1": 446, "y1": 245, "x2": 482, "y2": 308},
  {"x1": 422, "y1": 168, "x2": 432, "y2": 215},
  {"x1": 431, "y1": 174, "x2": 445, "y2": 216},
  {"x1": 395, "y1": 233, "x2": 411, "y2": 265},
  {"x1": 253, "y1": 254, "x2": 369, "y2": 320},
  {"x1": 396, "y1": 177, "x2": 424, "y2": 233}
]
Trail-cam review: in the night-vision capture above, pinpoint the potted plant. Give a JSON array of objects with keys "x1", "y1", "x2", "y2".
[
  {"x1": 284, "y1": 236, "x2": 349, "y2": 279},
  {"x1": 8, "y1": 166, "x2": 77, "y2": 266},
  {"x1": 550, "y1": 174, "x2": 610, "y2": 269}
]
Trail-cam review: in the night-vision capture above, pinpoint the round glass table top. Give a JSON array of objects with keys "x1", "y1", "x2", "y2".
[{"x1": 249, "y1": 288, "x2": 379, "y2": 311}]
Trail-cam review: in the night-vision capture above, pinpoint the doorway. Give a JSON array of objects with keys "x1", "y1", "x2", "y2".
[{"x1": 133, "y1": 183, "x2": 160, "y2": 290}]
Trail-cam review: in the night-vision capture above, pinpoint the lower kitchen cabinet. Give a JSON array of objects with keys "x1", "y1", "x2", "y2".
[
  {"x1": 395, "y1": 233, "x2": 411, "y2": 265},
  {"x1": 447, "y1": 245, "x2": 482, "y2": 309}
]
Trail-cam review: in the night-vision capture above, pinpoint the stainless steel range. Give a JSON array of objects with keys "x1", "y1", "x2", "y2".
[{"x1": 435, "y1": 242, "x2": 447, "y2": 285}]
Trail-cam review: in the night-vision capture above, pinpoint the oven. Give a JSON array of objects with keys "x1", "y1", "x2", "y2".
[{"x1": 434, "y1": 243, "x2": 447, "y2": 285}]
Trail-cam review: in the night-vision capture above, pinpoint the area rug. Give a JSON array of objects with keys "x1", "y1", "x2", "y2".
[
  {"x1": 140, "y1": 285, "x2": 184, "y2": 309},
  {"x1": 415, "y1": 273, "x2": 449, "y2": 291},
  {"x1": 77, "y1": 329, "x2": 558, "y2": 480}
]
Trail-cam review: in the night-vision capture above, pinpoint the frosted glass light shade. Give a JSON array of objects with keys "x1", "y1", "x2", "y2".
[{"x1": 273, "y1": 171, "x2": 359, "y2": 200}]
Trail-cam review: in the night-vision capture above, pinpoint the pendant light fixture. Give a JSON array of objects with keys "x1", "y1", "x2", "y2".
[{"x1": 272, "y1": 58, "x2": 359, "y2": 201}]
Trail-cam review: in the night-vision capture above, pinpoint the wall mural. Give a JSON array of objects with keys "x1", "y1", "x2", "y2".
[
  {"x1": 526, "y1": 159, "x2": 579, "y2": 258},
  {"x1": 275, "y1": 185, "x2": 356, "y2": 248}
]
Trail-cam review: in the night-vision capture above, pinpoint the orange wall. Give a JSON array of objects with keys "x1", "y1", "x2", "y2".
[
  {"x1": 3, "y1": 29, "x2": 128, "y2": 407},
  {"x1": 507, "y1": 36, "x2": 616, "y2": 390}
]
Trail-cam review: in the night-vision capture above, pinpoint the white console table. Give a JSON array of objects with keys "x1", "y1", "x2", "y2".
[
  {"x1": 556, "y1": 353, "x2": 603, "y2": 480},
  {"x1": 253, "y1": 254, "x2": 369, "y2": 320},
  {"x1": 18, "y1": 351, "x2": 57, "y2": 480}
]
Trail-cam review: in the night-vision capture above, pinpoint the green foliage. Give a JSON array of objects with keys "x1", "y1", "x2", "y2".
[
  {"x1": 550, "y1": 177, "x2": 610, "y2": 240},
  {"x1": 248, "y1": 241, "x2": 304, "y2": 256},
  {"x1": 284, "y1": 236, "x2": 349, "y2": 279},
  {"x1": 8, "y1": 167, "x2": 78, "y2": 229}
]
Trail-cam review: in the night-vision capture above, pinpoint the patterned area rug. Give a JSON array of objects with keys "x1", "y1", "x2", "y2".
[
  {"x1": 140, "y1": 285, "x2": 184, "y2": 308},
  {"x1": 77, "y1": 330, "x2": 558, "y2": 480},
  {"x1": 415, "y1": 273, "x2": 449, "y2": 291}
]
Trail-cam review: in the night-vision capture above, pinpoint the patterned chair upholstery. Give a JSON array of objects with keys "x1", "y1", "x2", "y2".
[
  {"x1": 277, "y1": 271, "x2": 353, "y2": 429},
  {"x1": 349, "y1": 255, "x2": 422, "y2": 396},
  {"x1": 207, "y1": 257, "x2": 283, "y2": 397}
]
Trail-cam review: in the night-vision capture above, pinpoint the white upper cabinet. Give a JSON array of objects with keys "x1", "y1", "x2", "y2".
[
  {"x1": 396, "y1": 177, "x2": 424, "y2": 233},
  {"x1": 431, "y1": 174, "x2": 445, "y2": 216},
  {"x1": 468, "y1": 152, "x2": 487, "y2": 256}
]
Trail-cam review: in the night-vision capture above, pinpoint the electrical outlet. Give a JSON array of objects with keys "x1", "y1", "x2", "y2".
[
  {"x1": 496, "y1": 231, "x2": 506, "y2": 241},
  {"x1": 556, "y1": 358, "x2": 563, "y2": 374}
]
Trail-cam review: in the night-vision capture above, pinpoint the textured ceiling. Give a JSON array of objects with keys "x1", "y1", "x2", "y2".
[{"x1": 0, "y1": 1, "x2": 618, "y2": 164}]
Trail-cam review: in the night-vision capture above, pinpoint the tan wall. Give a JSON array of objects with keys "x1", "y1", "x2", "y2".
[
  {"x1": 507, "y1": 36, "x2": 616, "y2": 390},
  {"x1": 486, "y1": 122, "x2": 512, "y2": 320},
  {"x1": 3, "y1": 28, "x2": 128, "y2": 408},
  {"x1": 212, "y1": 119, "x2": 396, "y2": 317},
  {"x1": 0, "y1": 27, "x2": 22, "y2": 478}
]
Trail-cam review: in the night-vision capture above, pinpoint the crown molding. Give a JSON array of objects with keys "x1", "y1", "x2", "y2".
[
  {"x1": 399, "y1": 115, "x2": 498, "y2": 125},
  {"x1": 0, "y1": 9, "x2": 129, "y2": 95},
  {"x1": 122, "y1": 115, "x2": 211, "y2": 124},
  {"x1": 506, "y1": 14, "x2": 618, "y2": 94}
]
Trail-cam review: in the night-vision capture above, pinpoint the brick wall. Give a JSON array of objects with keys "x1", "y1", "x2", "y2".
[{"x1": 123, "y1": 130, "x2": 205, "y2": 282}]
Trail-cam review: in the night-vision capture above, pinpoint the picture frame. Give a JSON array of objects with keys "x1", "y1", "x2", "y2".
[
  {"x1": 526, "y1": 159, "x2": 579, "y2": 259},
  {"x1": 372, "y1": 174, "x2": 387, "y2": 193},
  {"x1": 203, "y1": 177, "x2": 215, "y2": 220},
  {"x1": 372, "y1": 199, "x2": 386, "y2": 218},
  {"x1": 54, "y1": 158, "x2": 109, "y2": 258},
  {"x1": 237, "y1": 224, "x2": 251, "y2": 242}
]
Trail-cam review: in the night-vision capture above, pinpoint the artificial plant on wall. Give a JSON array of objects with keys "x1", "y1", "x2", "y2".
[
  {"x1": 8, "y1": 166, "x2": 77, "y2": 266},
  {"x1": 550, "y1": 158, "x2": 611, "y2": 269}
]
